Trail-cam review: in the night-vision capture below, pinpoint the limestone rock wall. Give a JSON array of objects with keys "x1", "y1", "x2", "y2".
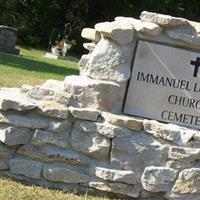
[{"x1": 1, "y1": 11, "x2": 200, "y2": 199}]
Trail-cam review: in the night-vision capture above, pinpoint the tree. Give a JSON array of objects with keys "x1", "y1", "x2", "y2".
[{"x1": 0, "y1": 0, "x2": 200, "y2": 54}]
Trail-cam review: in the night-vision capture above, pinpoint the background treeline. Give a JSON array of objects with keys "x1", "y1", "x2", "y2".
[{"x1": 0, "y1": 0, "x2": 200, "y2": 55}]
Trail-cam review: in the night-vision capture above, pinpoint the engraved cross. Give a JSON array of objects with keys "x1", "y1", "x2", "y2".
[{"x1": 191, "y1": 57, "x2": 200, "y2": 77}]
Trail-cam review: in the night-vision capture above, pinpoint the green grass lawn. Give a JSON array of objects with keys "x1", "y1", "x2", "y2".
[
  {"x1": 0, "y1": 46, "x2": 79, "y2": 87},
  {"x1": 0, "y1": 177, "x2": 108, "y2": 200}
]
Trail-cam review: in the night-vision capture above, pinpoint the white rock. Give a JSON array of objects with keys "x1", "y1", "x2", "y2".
[
  {"x1": 166, "y1": 160, "x2": 183, "y2": 170},
  {"x1": 115, "y1": 16, "x2": 162, "y2": 36},
  {"x1": 81, "y1": 28, "x2": 101, "y2": 42},
  {"x1": 64, "y1": 75, "x2": 126, "y2": 113},
  {"x1": 31, "y1": 130, "x2": 68, "y2": 148},
  {"x1": 111, "y1": 133, "x2": 169, "y2": 176},
  {"x1": 20, "y1": 84, "x2": 33, "y2": 93},
  {"x1": 0, "y1": 126, "x2": 31, "y2": 146},
  {"x1": 120, "y1": 40, "x2": 136, "y2": 65},
  {"x1": 78, "y1": 54, "x2": 90, "y2": 76},
  {"x1": 84, "y1": 38, "x2": 131, "y2": 83},
  {"x1": 143, "y1": 120, "x2": 195, "y2": 145},
  {"x1": 48, "y1": 120, "x2": 73, "y2": 133},
  {"x1": 95, "y1": 21, "x2": 134, "y2": 45},
  {"x1": 41, "y1": 79, "x2": 65, "y2": 92},
  {"x1": 141, "y1": 166, "x2": 178, "y2": 192},
  {"x1": 0, "y1": 112, "x2": 49, "y2": 129},
  {"x1": 190, "y1": 133, "x2": 200, "y2": 147},
  {"x1": 44, "y1": 165, "x2": 90, "y2": 183},
  {"x1": 74, "y1": 120, "x2": 132, "y2": 138},
  {"x1": 140, "y1": 11, "x2": 188, "y2": 27},
  {"x1": 0, "y1": 98, "x2": 36, "y2": 111},
  {"x1": 27, "y1": 86, "x2": 55, "y2": 100},
  {"x1": 0, "y1": 88, "x2": 37, "y2": 111},
  {"x1": 53, "y1": 92, "x2": 72, "y2": 105},
  {"x1": 168, "y1": 146, "x2": 200, "y2": 163},
  {"x1": 93, "y1": 167, "x2": 137, "y2": 185},
  {"x1": 166, "y1": 24, "x2": 200, "y2": 46},
  {"x1": 83, "y1": 42, "x2": 96, "y2": 52},
  {"x1": 27, "y1": 86, "x2": 71, "y2": 105},
  {"x1": 9, "y1": 158, "x2": 43, "y2": 179},
  {"x1": 70, "y1": 128, "x2": 110, "y2": 160},
  {"x1": 38, "y1": 101, "x2": 69, "y2": 119},
  {"x1": 102, "y1": 112, "x2": 143, "y2": 131},
  {"x1": 69, "y1": 107, "x2": 101, "y2": 121},
  {"x1": 18, "y1": 144, "x2": 89, "y2": 166},
  {"x1": 89, "y1": 181, "x2": 141, "y2": 198},
  {"x1": 172, "y1": 168, "x2": 200, "y2": 193},
  {"x1": 134, "y1": 21, "x2": 162, "y2": 36},
  {"x1": 137, "y1": 20, "x2": 163, "y2": 36}
]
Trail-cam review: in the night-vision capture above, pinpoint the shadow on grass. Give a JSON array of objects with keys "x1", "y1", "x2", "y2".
[
  {"x1": 17, "y1": 45, "x2": 45, "y2": 51},
  {"x1": 0, "y1": 52, "x2": 79, "y2": 76}
]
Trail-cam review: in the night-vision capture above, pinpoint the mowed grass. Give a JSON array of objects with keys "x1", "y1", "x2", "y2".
[
  {"x1": 0, "y1": 46, "x2": 79, "y2": 87},
  {"x1": 0, "y1": 177, "x2": 108, "y2": 200}
]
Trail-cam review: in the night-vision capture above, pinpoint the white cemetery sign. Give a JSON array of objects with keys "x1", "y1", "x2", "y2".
[{"x1": 124, "y1": 40, "x2": 200, "y2": 129}]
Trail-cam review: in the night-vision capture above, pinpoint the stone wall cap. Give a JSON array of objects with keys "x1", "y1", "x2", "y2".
[{"x1": 140, "y1": 11, "x2": 189, "y2": 27}]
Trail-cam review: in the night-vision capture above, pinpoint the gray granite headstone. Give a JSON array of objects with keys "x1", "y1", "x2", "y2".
[
  {"x1": 0, "y1": 25, "x2": 20, "y2": 54},
  {"x1": 124, "y1": 40, "x2": 200, "y2": 129}
]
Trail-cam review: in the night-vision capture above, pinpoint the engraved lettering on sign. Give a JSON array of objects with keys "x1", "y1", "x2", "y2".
[{"x1": 124, "y1": 41, "x2": 200, "y2": 129}]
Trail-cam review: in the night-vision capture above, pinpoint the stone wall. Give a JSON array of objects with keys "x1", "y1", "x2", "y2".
[
  {"x1": 1, "y1": 11, "x2": 200, "y2": 199},
  {"x1": 0, "y1": 26, "x2": 20, "y2": 54}
]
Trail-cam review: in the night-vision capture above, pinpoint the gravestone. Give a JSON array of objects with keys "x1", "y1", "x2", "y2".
[
  {"x1": 0, "y1": 26, "x2": 20, "y2": 54},
  {"x1": 1, "y1": 11, "x2": 200, "y2": 200}
]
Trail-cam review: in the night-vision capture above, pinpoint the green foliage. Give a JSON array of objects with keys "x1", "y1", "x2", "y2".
[{"x1": 0, "y1": 0, "x2": 200, "y2": 54}]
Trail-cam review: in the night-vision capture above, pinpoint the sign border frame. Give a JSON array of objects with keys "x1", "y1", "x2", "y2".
[{"x1": 122, "y1": 39, "x2": 200, "y2": 120}]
